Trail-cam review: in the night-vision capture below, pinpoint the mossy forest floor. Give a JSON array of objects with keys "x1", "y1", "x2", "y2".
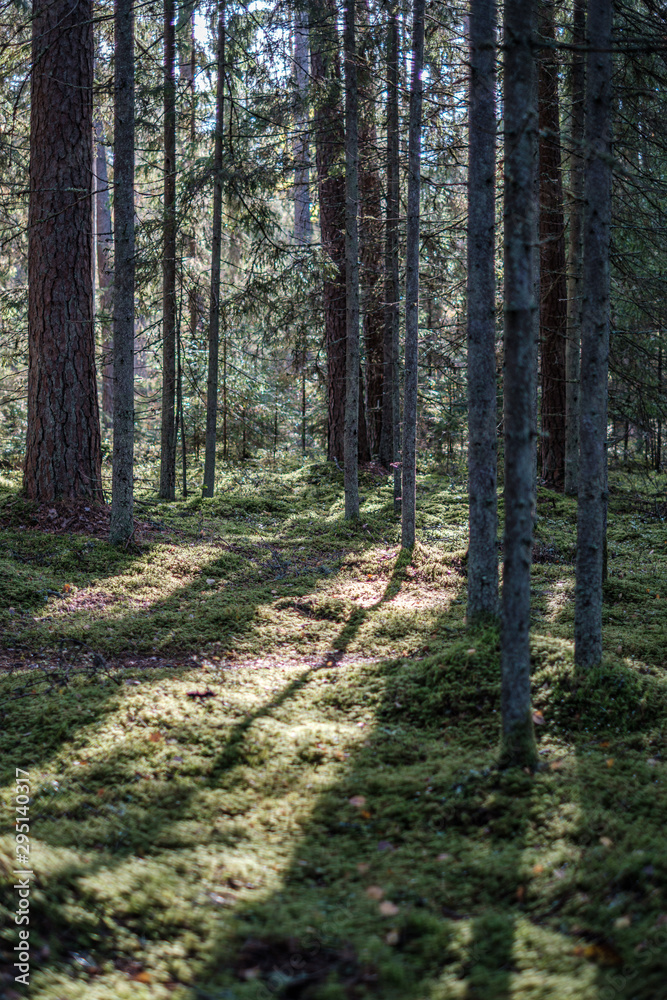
[{"x1": 1, "y1": 460, "x2": 667, "y2": 999}]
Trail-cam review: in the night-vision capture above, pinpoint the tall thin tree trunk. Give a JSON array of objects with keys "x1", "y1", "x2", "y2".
[
  {"x1": 657, "y1": 338, "x2": 662, "y2": 472},
  {"x1": 344, "y1": 0, "x2": 360, "y2": 519},
  {"x1": 109, "y1": 0, "x2": 135, "y2": 542},
  {"x1": 501, "y1": 0, "x2": 538, "y2": 767},
  {"x1": 159, "y1": 0, "x2": 177, "y2": 499},
  {"x1": 294, "y1": 7, "x2": 312, "y2": 243},
  {"x1": 95, "y1": 123, "x2": 114, "y2": 421},
  {"x1": 359, "y1": 8, "x2": 384, "y2": 458},
  {"x1": 401, "y1": 0, "x2": 425, "y2": 549},
  {"x1": 564, "y1": 0, "x2": 585, "y2": 495},
  {"x1": 24, "y1": 0, "x2": 102, "y2": 501},
  {"x1": 310, "y1": 0, "x2": 347, "y2": 463},
  {"x1": 467, "y1": 0, "x2": 498, "y2": 619},
  {"x1": 203, "y1": 0, "x2": 226, "y2": 498},
  {"x1": 575, "y1": 0, "x2": 613, "y2": 667},
  {"x1": 380, "y1": 0, "x2": 401, "y2": 510},
  {"x1": 538, "y1": 0, "x2": 567, "y2": 490}
]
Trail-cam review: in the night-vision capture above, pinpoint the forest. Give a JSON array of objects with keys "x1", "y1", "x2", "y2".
[{"x1": 1, "y1": 0, "x2": 667, "y2": 996}]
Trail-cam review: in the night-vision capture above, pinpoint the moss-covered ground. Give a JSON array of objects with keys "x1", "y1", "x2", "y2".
[{"x1": 1, "y1": 460, "x2": 667, "y2": 999}]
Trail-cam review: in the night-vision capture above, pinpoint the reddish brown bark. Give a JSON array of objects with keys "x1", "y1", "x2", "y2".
[
  {"x1": 95, "y1": 125, "x2": 114, "y2": 420},
  {"x1": 24, "y1": 0, "x2": 102, "y2": 501},
  {"x1": 538, "y1": 1, "x2": 567, "y2": 490}
]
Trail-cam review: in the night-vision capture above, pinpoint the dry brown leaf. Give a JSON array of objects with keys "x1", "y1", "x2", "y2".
[
  {"x1": 379, "y1": 900, "x2": 399, "y2": 916},
  {"x1": 532, "y1": 864, "x2": 544, "y2": 875},
  {"x1": 532, "y1": 710, "x2": 545, "y2": 725},
  {"x1": 600, "y1": 836, "x2": 614, "y2": 848},
  {"x1": 149, "y1": 732, "x2": 162, "y2": 743},
  {"x1": 130, "y1": 971, "x2": 152, "y2": 983}
]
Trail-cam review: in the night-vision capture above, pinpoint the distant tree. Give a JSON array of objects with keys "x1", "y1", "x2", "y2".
[
  {"x1": 344, "y1": 0, "x2": 360, "y2": 519},
  {"x1": 109, "y1": 0, "x2": 136, "y2": 545},
  {"x1": 95, "y1": 124, "x2": 114, "y2": 422},
  {"x1": 401, "y1": 0, "x2": 426, "y2": 549},
  {"x1": 466, "y1": 0, "x2": 499, "y2": 619},
  {"x1": 203, "y1": 0, "x2": 226, "y2": 498},
  {"x1": 501, "y1": 0, "x2": 538, "y2": 767},
  {"x1": 575, "y1": 0, "x2": 613, "y2": 667},
  {"x1": 24, "y1": 0, "x2": 102, "y2": 501}
]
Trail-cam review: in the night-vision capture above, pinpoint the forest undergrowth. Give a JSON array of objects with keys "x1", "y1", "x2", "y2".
[{"x1": 1, "y1": 459, "x2": 666, "y2": 1000}]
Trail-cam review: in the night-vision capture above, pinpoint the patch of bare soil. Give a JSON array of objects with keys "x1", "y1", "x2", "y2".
[{"x1": 0, "y1": 496, "x2": 168, "y2": 542}]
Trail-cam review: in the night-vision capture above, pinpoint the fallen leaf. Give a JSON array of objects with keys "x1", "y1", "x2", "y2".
[
  {"x1": 385, "y1": 929, "x2": 400, "y2": 946},
  {"x1": 379, "y1": 901, "x2": 399, "y2": 916},
  {"x1": 349, "y1": 795, "x2": 366, "y2": 808},
  {"x1": 357, "y1": 862, "x2": 370, "y2": 874},
  {"x1": 606, "y1": 758, "x2": 615, "y2": 767},
  {"x1": 599, "y1": 740, "x2": 610, "y2": 748},
  {"x1": 516, "y1": 885, "x2": 525, "y2": 902},
  {"x1": 365, "y1": 886, "x2": 384, "y2": 900},
  {"x1": 600, "y1": 836, "x2": 613, "y2": 848},
  {"x1": 360, "y1": 810, "x2": 372, "y2": 820},
  {"x1": 437, "y1": 853, "x2": 451, "y2": 862},
  {"x1": 96, "y1": 788, "x2": 105, "y2": 797},
  {"x1": 550, "y1": 760, "x2": 564, "y2": 771},
  {"x1": 614, "y1": 916, "x2": 631, "y2": 929},
  {"x1": 130, "y1": 971, "x2": 152, "y2": 983},
  {"x1": 573, "y1": 943, "x2": 622, "y2": 966},
  {"x1": 149, "y1": 732, "x2": 162, "y2": 742},
  {"x1": 63, "y1": 583, "x2": 72, "y2": 593},
  {"x1": 532, "y1": 864, "x2": 544, "y2": 875},
  {"x1": 532, "y1": 710, "x2": 545, "y2": 725}
]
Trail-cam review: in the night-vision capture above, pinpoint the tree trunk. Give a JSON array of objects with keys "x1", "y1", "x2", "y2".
[
  {"x1": 538, "y1": 0, "x2": 567, "y2": 491},
  {"x1": 401, "y1": 0, "x2": 425, "y2": 549},
  {"x1": 24, "y1": 0, "x2": 102, "y2": 501},
  {"x1": 344, "y1": 0, "x2": 360, "y2": 519},
  {"x1": 203, "y1": 0, "x2": 225, "y2": 498},
  {"x1": 359, "y1": 11, "x2": 384, "y2": 458},
  {"x1": 380, "y1": 0, "x2": 401, "y2": 510},
  {"x1": 310, "y1": 0, "x2": 347, "y2": 464},
  {"x1": 159, "y1": 0, "x2": 177, "y2": 500},
  {"x1": 95, "y1": 123, "x2": 114, "y2": 422},
  {"x1": 109, "y1": 0, "x2": 135, "y2": 544},
  {"x1": 501, "y1": 0, "x2": 538, "y2": 768},
  {"x1": 294, "y1": 8, "x2": 312, "y2": 244},
  {"x1": 575, "y1": 0, "x2": 613, "y2": 667},
  {"x1": 564, "y1": 0, "x2": 585, "y2": 495},
  {"x1": 466, "y1": 0, "x2": 498, "y2": 619}
]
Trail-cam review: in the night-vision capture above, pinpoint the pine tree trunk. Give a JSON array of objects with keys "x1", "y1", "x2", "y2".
[
  {"x1": 203, "y1": 0, "x2": 225, "y2": 498},
  {"x1": 380, "y1": 0, "x2": 401, "y2": 509},
  {"x1": 574, "y1": 0, "x2": 613, "y2": 667},
  {"x1": 538, "y1": 0, "x2": 567, "y2": 491},
  {"x1": 109, "y1": 0, "x2": 135, "y2": 545},
  {"x1": 501, "y1": 0, "x2": 538, "y2": 767},
  {"x1": 159, "y1": 0, "x2": 177, "y2": 500},
  {"x1": 95, "y1": 124, "x2": 114, "y2": 422},
  {"x1": 294, "y1": 9, "x2": 312, "y2": 244},
  {"x1": 401, "y1": 0, "x2": 425, "y2": 549},
  {"x1": 344, "y1": 0, "x2": 360, "y2": 519},
  {"x1": 24, "y1": 0, "x2": 102, "y2": 501},
  {"x1": 564, "y1": 0, "x2": 585, "y2": 495},
  {"x1": 467, "y1": 0, "x2": 498, "y2": 619},
  {"x1": 310, "y1": 0, "x2": 347, "y2": 463},
  {"x1": 359, "y1": 12, "x2": 384, "y2": 458}
]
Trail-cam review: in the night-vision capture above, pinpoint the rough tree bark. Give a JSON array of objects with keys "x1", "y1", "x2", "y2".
[
  {"x1": 344, "y1": 0, "x2": 360, "y2": 519},
  {"x1": 202, "y1": 0, "x2": 225, "y2": 498},
  {"x1": 501, "y1": 0, "x2": 538, "y2": 767},
  {"x1": 95, "y1": 124, "x2": 114, "y2": 421},
  {"x1": 401, "y1": 0, "x2": 425, "y2": 549},
  {"x1": 575, "y1": 0, "x2": 613, "y2": 667},
  {"x1": 358, "y1": 9, "x2": 384, "y2": 458},
  {"x1": 380, "y1": 0, "x2": 401, "y2": 510},
  {"x1": 159, "y1": 0, "x2": 177, "y2": 499},
  {"x1": 538, "y1": 0, "x2": 567, "y2": 490},
  {"x1": 310, "y1": 0, "x2": 347, "y2": 463},
  {"x1": 564, "y1": 0, "x2": 585, "y2": 495},
  {"x1": 24, "y1": 0, "x2": 102, "y2": 501},
  {"x1": 109, "y1": 0, "x2": 135, "y2": 545},
  {"x1": 466, "y1": 0, "x2": 499, "y2": 619}
]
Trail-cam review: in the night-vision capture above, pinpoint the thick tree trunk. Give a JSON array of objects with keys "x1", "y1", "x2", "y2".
[
  {"x1": 401, "y1": 0, "x2": 425, "y2": 549},
  {"x1": 501, "y1": 0, "x2": 538, "y2": 767},
  {"x1": 24, "y1": 0, "x2": 102, "y2": 501},
  {"x1": 564, "y1": 0, "x2": 585, "y2": 495},
  {"x1": 95, "y1": 124, "x2": 114, "y2": 421},
  {"x1": 109, "y1": 0, "x2": 135, "y2": 544},
  {"x1": 310, "y1": 0, "x2": 347, "y2": 464},
  {"x1": 538, "y1": 0, "x2": 567, "y2": 490},
  {"x1": 575, "y1": 0, "x2": 613, "y2": 667},
  {"x1": 380, "y1": 0, "x2": 401, "y2": 510},
  {"x1": 466, "y1": 0, "x2": 498, "y2": 619},
  {"x1": 294, "y1": 8, "x2": 312, "y2": 244},
  {"x1": 359, "y1": 15, "x2": 384, "y2": 458},
  {"x1": 159, "y1": 0, "x2": 177, "y2": 499},
  {"x1": 344, "y1": 0, "x2": 360, "y2": 519},
  {"x1": 203, "y1": 1, "x2": 225, "y2": 498}
]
